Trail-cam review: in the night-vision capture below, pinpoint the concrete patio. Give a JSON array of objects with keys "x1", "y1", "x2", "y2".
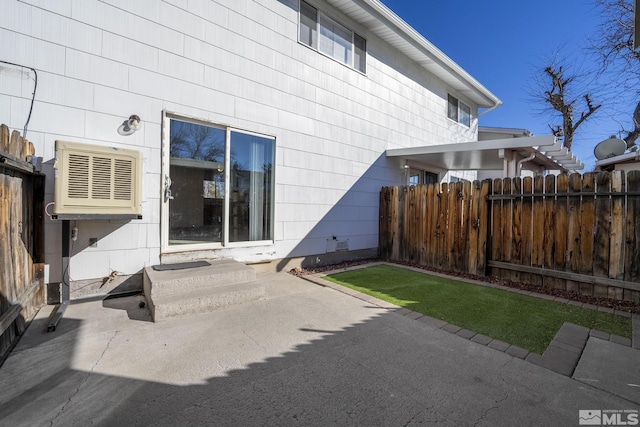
[{"x1": 0, "y1": 269, "x2": 638, "y2": 426}]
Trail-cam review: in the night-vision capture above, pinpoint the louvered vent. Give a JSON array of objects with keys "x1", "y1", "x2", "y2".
[{"x1": 54, "y1": 140, "x2": 142, "y2": 217}]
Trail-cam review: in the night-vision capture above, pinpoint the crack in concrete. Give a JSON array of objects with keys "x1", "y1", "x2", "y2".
[
  {"x1": 242, "y1": 328, "x2": 267, "y2": 353},
  {"x1": 402, "y1": 410, "x2": 425, "y2": 426},
  {"x1": 49, "y1": 331, "x2": 119, "y2": 427},
  {"x1": 473, "y1": 392, "x2": 509, "y2": 427}
]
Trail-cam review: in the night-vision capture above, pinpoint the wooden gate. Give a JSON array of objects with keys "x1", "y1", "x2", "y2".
[{"x1": 0, "y1": 124, "x2": 45, "y2": 364}]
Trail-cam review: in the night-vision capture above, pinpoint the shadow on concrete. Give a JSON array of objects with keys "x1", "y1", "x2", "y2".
[
  {"x1": 0, "y1": 292, "x2": 628, "y2": 426},
  {"x1": 101, "y1": 294, "x2": 151, "y2": 322}
]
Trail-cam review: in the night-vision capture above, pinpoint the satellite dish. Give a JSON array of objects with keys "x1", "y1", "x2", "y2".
[{"x1": 594, "y1": 136, "x2": 626, "y2": 160}]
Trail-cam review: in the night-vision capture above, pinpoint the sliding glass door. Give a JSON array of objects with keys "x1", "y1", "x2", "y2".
[
  {"x1": 164, "y1": 115, "x2": 274, "y2": 248},
  {"x1": 229, "y1": 131, "x2": 274, "y2": 242}
]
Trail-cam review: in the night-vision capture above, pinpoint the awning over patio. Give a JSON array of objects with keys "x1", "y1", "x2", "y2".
[{"x1": 385, "y1": 135, "x2": 584, "y2": 177}]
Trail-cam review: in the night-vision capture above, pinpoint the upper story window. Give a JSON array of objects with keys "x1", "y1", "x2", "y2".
[
  {"x1": 299, "y1": 1, "x2": 366, "y2": 73},
  {"x1": 447, "y1": 94, "x2": 471, "y2": 127}
]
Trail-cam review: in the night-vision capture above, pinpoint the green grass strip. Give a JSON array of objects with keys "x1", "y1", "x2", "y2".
[{"x1": 324, "y1": 264, "x2": 632, "y2": 354}]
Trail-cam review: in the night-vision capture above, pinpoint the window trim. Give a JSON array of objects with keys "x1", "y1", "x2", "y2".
[
  {"x1": 447, "y1": 94, "x2": 471, "y2": 127},
  {"x1": 298, "y1": 0, "x2": 367, "y2": 74}
]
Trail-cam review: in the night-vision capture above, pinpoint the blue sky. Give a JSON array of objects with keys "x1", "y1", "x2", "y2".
[{"x1": 381, "y1": 0, "x2": 631, "y2": 170}]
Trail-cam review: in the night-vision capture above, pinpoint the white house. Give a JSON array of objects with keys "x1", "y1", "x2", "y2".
[{"x1": 1, "y1": 0, "x2": 502, "y2": 296}]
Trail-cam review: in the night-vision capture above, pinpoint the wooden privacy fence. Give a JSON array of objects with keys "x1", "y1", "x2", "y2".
[
  {"x1": 379, "y1": 180, "x2": 490, "y2": 276},
  {"x1": 0, "y1": 124, "x2": 45, "y2": 363},
  {"x1": 379, "y1": 170, "x2": 640, "y2": 302}
]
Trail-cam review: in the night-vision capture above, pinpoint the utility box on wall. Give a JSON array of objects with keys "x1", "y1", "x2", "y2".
[{"x1": 53, "y1": 140, "x2": 142, "y2": 218}]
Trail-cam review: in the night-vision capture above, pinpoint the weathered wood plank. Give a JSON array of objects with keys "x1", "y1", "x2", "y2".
[
  {"x1": 609, "y1": 171, "x2": 625, "y2": 282},
  {"x1": 554, "y1": 174, "x2": 569, "y2": 290},
  {"x1": 438, "y1": 183, "x2": 449, "y2": 270},
  {"x1": 504, "y1": 177, "x2": 522, "y2": 282},
  {"x1": 579, "y1": 173, "x2": 596, "y2": 295},
  {"x1": 10, "y1": 130, "x2": 22, "y2": 159},
  {"x1": 566, "y1": 173, "x2": 582, "y2": 293},
  {"x1": 467, "y1": 181, "x2": 480, "y2": 274},
  {"x1": 542, "y1": 175, "x2": 557, "y2": 288},
  {"x1": 0, "y1": 126, "x2": 45, "y2": 359},
  {"x1": 593, "y1": 172, "x2": 611, "y2": 277},
  {"x1": 390, "y1": 186, "x2": 400, "y2": 261},
  {"x1": 532, "y1": 176, "x2": 545, "y2": 267},
  {"x1": 447, "y1": 182, "x2": 458, "y2": 271},
  {"x1": 378, "y1": 187, "x2": 389, "y2": 259},
  {"x1": 476, "y1": 179, "x2": 490, "y2": 276},
  {"x1": 542, "y1": 175, "x2": 556, "y2": 269},
  {"x1": 530, "y1": 176, "x2": 544, "y2": 287},
  {"x1": 625, "y1": 171, "x2": 640, "y2": 285},
  {"x1": 0, "y1": 125, "x2": 9, "y2": 153},
  {"x1": 520, "y1": 177, "x2": 533, "y2": 285},
  {"x1": 460, "y1": 181, "x2": 471, "y2": 272},
  {"x1": 408, "y1": 186, "x2": 418, "y2": 263},
  {"x1": 426, "y1": 183, "x2": 436, "y2": 267},
  {"x1": 490, "y1": 178, "x2": 503, "y2": 269}
]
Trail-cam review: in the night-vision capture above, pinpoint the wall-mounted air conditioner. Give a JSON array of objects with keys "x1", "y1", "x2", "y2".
[{"x1": 54, "y1": 140, "x2": 142, "y2": 218}]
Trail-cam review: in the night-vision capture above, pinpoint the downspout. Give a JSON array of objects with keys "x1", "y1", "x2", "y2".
[
  {"x1": 478, "y1": 100, "x2": 503, "y2": 117},
  {"x1": 516, "y1": 152, "x2": 537, "y2": 176}
]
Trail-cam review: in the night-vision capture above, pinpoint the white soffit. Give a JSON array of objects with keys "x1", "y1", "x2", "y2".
[
  {"x1": 386, "y1": 136, "x2": 585, "y2": 172},
  {"x1": 325, "y1": 0, "x2": 502, "y2": 109}
]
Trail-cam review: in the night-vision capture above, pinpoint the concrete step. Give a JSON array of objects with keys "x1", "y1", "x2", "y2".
[
  {"x1": 149, "y1": 280, "x2": 265, "y2": 322},
  {"x1": 143, "y1": 259, "x2": 263, "y2": 322},
  {"x1": 144, "y1": 258, "x2": 256, "y2": 297}
]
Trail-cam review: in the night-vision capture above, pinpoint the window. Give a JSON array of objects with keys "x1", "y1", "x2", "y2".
[
  {"x1": 447, "y1": 94, "x2": 471, "y2": 127},
  {"x1": 459, "y1": 102, "x2": 471, "y2": 127},
  {"x1": 299, "y1": 1, "x2": 366, "y2": 73},
  {"x1": 425, "y1": 171, "x2": 438, "y2": 185},
  {"x1": 408, "y1": 169, "x2": 439, "y2": 186},
  {"x1": 408, "y1": 169, "x2": 421, "y2": 186},
  {"x1": 166, "y1": 117, "x2": 275, "y2": 246},
  {"x1": 447, "y1": 95, "x2": 458, "y2": 122}
]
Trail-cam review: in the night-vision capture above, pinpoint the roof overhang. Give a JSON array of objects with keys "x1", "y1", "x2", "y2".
[
  {"x1": 385, "y1": 136, "x2": 584, "y2": 173},
  {"x1": 324, "y1": 0, "x2": 502, "y2": 110},
  {"x1": 595, "y1": 150, "x2": 640, "y2": 168}
]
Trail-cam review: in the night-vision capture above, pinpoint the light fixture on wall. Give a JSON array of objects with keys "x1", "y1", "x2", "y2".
[{"x1": 117, "y1": 115, "x2": 142, "y2": 136}]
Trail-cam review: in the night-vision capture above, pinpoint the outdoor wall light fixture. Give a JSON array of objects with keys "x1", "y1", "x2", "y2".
[{"x1": 117, "y1": 115, "x2": 142, "y2": 136}]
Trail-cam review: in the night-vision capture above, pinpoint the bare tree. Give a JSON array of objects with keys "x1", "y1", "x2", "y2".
[
  {"x1": 170, "y1": 121, "x2": 225, "y2": 161},
  {"x1": 542, "y1": 65, "x2": 601, "y2": 150},
  {"x1": 591, "y1": 0, "x2": 640, "y2": 148}
]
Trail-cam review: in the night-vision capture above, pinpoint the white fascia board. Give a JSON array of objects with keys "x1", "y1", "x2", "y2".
[{"x1": 386, "y1": 135, "x2": 557, "y2": 158}]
